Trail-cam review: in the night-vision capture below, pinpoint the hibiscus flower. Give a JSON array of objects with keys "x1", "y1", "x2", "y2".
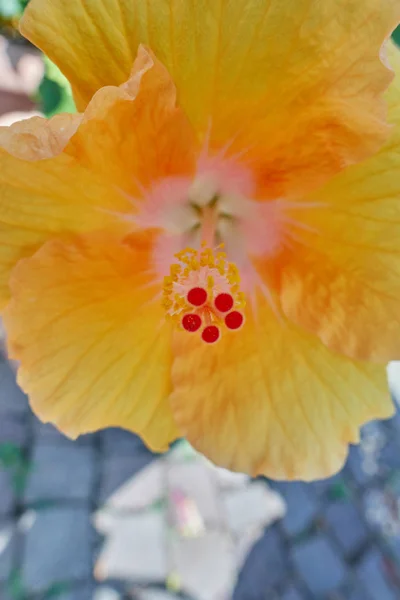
[{"x1": 1, "y1": 0, "x2": 400, "y2": 480}]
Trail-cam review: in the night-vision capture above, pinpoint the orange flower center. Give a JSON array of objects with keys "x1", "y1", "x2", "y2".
[{"x1": 162, "y1": 242, "x2": 246, "y2": 344}]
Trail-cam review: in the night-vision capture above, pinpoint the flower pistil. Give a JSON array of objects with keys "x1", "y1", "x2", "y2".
[{"x1": 162, "y1": 242, "x2": 246, "y2": 344}]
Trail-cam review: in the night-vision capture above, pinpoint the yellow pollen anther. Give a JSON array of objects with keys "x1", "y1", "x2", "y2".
[
  {"x1": 237, "y1": 292, "x2": 247, "y2": 308},
  {"x1": 190, "y1": 258, "x2": 200, "y2": 270}
]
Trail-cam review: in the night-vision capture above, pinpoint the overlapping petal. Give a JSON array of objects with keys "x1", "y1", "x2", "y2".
[
  {"x1": 22, "y1": 0, "x2": 400, "y2": 196},
  {"x1": 279, "y1": 44, "x2": 400, "y2": 362},
  {"x1": 0, "y1": 149, "x2": 129, "y2": 307},
  {"x1": 4, "y1": 231, "x2": 180, "y2": 450},
  {"x1": 0, "y1": 113, "x2": 82, "y2": 160},
  {"x1": 170, "y1": 296, "x2": 392, "y2": 480},
  {"x1": 65, "y1": 46, "x2": 198, "y2": 196},
  {"x1": 0, "y1": 47, "x2": 195, "y2": 308}
]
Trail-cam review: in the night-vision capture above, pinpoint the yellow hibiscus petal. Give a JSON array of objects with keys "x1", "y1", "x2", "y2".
[
  {"x1": 0, "y1": 113, "x2": 82, "y2": 160},
  {"x1": 170, "y1": 297, "x2": 392, "y2": 481},
  {"x1": 4, "y1": 231, "x2": 179, "y2": 450},
  {"x1": 21, "y1": 0, "x2": 136, "y2": 110},
  {"x1": 0, "y1": 45, "x2": 197, "y2": 310},
  {"x1": 66, "y1": 46, "x2": 197, "y2": 195},
  {"x1": 0, "y1": 147, "x2": 130, "y2": 308},
  {"x1": 21, "y1": 0, "x2": 400, "y2": 195},
  {"x1": 279, "y1": 44, "x2": 400, "y2": 362}
]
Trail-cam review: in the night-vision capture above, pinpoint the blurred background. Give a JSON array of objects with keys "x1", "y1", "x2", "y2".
[{"x1": 2, "y1": 2, "x2": 400, "y2": 599}]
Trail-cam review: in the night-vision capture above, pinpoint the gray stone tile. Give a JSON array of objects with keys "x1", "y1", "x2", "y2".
[
  {"x1": 384, "y1": 534, "x2": 400, "y2": 566},
  {"x1": 380, "y1": 438, "x2": 400, "y2": 471},
  {"x1": 0, "y1": 415, "x2": 28, "y2": 447},
  {"x1": 24, "y1": 444, "x2": 96, "y2": 503},
  {"x1": 0, "y1": 470, "x2": 15, "y2": 517},
  {"x1": 0, "y1": 523, "x2": 16, "y2": 582},
  {"x1": 362, "y1": 488, "x2": 388, "y2": 534},
  {"x1": 101, "y1": 429, "x2": 153, "y2": 457},
  {"x1": 346, "y1": 446, "x2": 376, "y2": 486},
  {"x1": 325, "y1": 501, "x2": 369, "y2": 556},
  {"x1": 0, "y1": 361, "x2": 28, "y2": 416},
  {"x1": 386, "y1": 407, "x2": 400, "y2": 435},
  {"x1": 233, "y1": 528, "x2": 289, "y2": 599},
  {"x1": 348, "y1": 582, "x2": 373, "y2": 600},
  {"x1": 362, "y1": 487, "x2": 400, "y2": 541},
  {"x1": 292, "y1": 535, "x2": 347, "y2": 595},
  {"x1": 22, "y1": 507, "x2": 92, "y2": 593},
  {"x1": 135, "y1": 590, "x2": 178, "y2": 600},
  {"x1": 312, "y1": 473, "x2": 345, "y2": 498},
  {"x1": 273, "y1": 482, "x2": 318, "y2": 537},
  {"x1": 56, "y1": 582, "x2": 96, "y2": 599},
  {"x1": 356, "y1": 550, "x2": 398, "y2": 600},
  {"x1": 281, "y1": 585, "x2": 306, "y2": 600},
  {"x1": 33, "y1": 418, "x2": 93, "y2": 447}
]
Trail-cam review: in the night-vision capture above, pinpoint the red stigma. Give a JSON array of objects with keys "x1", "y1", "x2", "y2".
[
  {"x1": 225, "y1": 311, "x2": 244, "y2": 330},
  {"x1": 182, "y1": 313, "x2": 202, "y2": 332},
  {"x1": 214, "y1": 292, "x2": 234, "y2": 313},
  {"x1": 187, "y1": 287, "x2": 208, "y2": 307},
  {"x1": 202, "y1": 325, "x2": 221, "y2": 344}
]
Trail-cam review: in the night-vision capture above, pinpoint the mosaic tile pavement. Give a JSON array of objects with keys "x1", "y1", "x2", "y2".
[{"x1": 1, "y1": 354, "x2": 400, "y2": 600}]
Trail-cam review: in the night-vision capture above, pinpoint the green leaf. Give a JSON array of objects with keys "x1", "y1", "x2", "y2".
[
  {"x1": 37, "y1": 57, "x2": 76, "y2": 117},
  {"x1": 0, "y1": 443, "x2": 31, "y2": 495},
  {"x1": 327, "y1": 481, "x2": 351, "y2": 501},
  {"x1": 45, "y1": 582, "x2": 72, "y2": 598},
  {"x1": 393, "y1": 25, "x2": 400, "y2": 47},
  {"x1": 0, "y1": 443, "x2": 23, "y2": 468},
  {"x1": 38, "y1": 77, "x2": 63, "y2": 117},
  {"x1": 7, "y1": 569, "x2": 25, "y2": 600},
  {"x1": 12, "y1": 461, "x2": 30, "y2": 495}
]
